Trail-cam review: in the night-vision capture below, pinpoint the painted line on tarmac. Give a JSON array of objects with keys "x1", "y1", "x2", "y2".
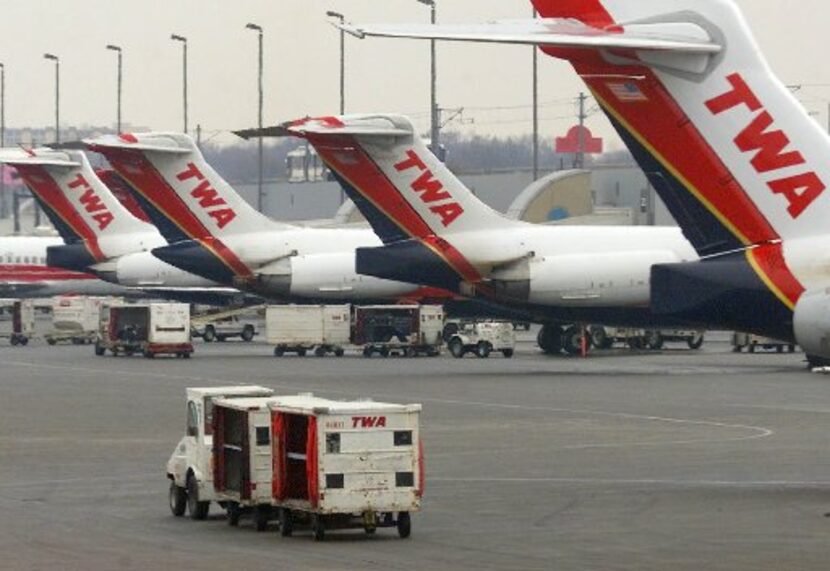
[
  {"x1": 431, "y1": 476, "x2": 830, "y2": 488},
  {"x1": 3, "y1": 360, "x2": 774, "y2": 448}
]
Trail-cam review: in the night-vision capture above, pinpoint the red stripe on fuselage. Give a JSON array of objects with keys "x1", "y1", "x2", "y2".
[
  {"x1": 0, "y1": 264, "x2": 96, "y2": 282},
  {"x1": 94, "y1": 147, "x2": 253, "y2": 280},
  {"x1": 307, "y1": 133, "x2": 482, "y2": 284},
  {"x1": 13, "y1": 164, "x2": 106, "y2": 261}
]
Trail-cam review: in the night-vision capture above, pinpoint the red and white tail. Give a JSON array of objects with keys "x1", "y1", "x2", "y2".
[
  {"x1": 343, "y1": 0, "x2": 830, "y2": 257},
  {"x1": 270, "y1": 115, "x2": 524, "y2": 271},
  {"x1": 85, "y1": 132, "x2": 292, "y2": 243},
  {"x1": 0, "y1": 148, "x2": 161, "y2": 260}
]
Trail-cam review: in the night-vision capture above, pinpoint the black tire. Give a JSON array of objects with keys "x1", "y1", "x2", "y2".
[
  {"x1": 274, "y1": 346, "x2": 284, "y2": 357},
  {"x1": 334, "y1": 348, "x2": 345, "y2": 357},
  {"x1": 687, "y1": 334, "x2": 705, "y2": 350},
  {"x1": 362, "y1": 346, "x2": 373, "y2": 358},
  {"x1": 404, "y1": 347, "x2": 417, "y2": 358},
  {"x1": 311, "y1": 514, "x2": 325, "y2": 541},
  {"x1": 448, "y1": 338, "x2": 465, "y2": 358},
  {"x1": 297, "y1": 348, "x2": 307, "y2": 357},
  {"x1": 10, "y1": 335, "x2": 19, "y2": 347},
  {"x1": 143, "y1": 349, "x2": 155, "y2": 359},
  {"x1": 217, "y1": 336, "x2": 227, "y2": 342},
  {"x1": 203, "y1": 326, "x2": 216, "y2": 343},
  {"x1": 561, "y1": 326, "x2": 584, "y2": 356},
  {"x1": 186, "y1": 473, "x2": 209, "y2": 520},
  {"x1": 776, "y1": 345, "x2": 784, "y2": 354},
  {"x1": 442, "y1": 322, "x2": 459, "y2": 343},
  {"x1": 397, "y1": 512, "x2": 411, "y2": 539},
  {"x1": 589, "y1": 326, "x2": 611, "y2": 350},
  {"x1": 748, "y1": 343, "x2": 756, "y2": 354},
  {"x1": 241, "y1": 326, "x2": 255, "y2": 342},
  {"x1": 47, "y1": 338, "x2": 57, "y2": 346},
  {"x1": 789, "y1": 344, "x2": 796, "y2": 353},
  {"x1": 94, "y1": 342, "x2": 105, "y2": 356},
  {"x1": 537, "y1": 324, "x2": 562, "y2": 355},
  {"x1": 169, "y1": 482, "x2": 187, "y2": 517},
  {"x1": 645, "y1": 331, "x2": 664, "y2": 351},
  {"x1": 379, "y1": 347, "x2": 390, "y2": 358},
  {"x1": 314, "y1": 346, "x2": 326, "y2": 357},
  {"x1": 254, "y1": 505, "x2": 270, "y2": 532},
  {"x1": 227, "y1": 501, "x2": 241, "y2": 526},
  {"x1": 279, "y1": 508, "x2": 294, "y2": 537},
  {"x1": 19, "y1": 336, "x2": 28, "y2": 346},
  {"x1": 627, "y1": 337, "x2": 645, "y2": 350},
  {"x1": 475, "y1": 341, "x2": 491, "y2": 358},
  {"x1": 502, "y1": 348, "x2": 514, "y2": 358},
  {"x1": 182, "y1": 352, "x2": 191, "y2": 359}
]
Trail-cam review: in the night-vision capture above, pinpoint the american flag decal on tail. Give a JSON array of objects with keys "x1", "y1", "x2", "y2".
[{"x1": 607, "y1": 82, "x2": 648, "y2": 102}]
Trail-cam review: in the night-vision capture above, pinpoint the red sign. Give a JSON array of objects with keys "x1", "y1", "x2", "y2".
[{"x1": 555, "y1": 125, "x2": 603, "y2": 155}]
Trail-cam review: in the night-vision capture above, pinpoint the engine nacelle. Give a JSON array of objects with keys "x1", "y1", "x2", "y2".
[
  {"x1": 256, "y1": 252, "x2": 418, "y2": 301},
  {"x1": 794, "y1": 288, "x2": 830, "y2": 359},
  {"x1": 490, "y1": 250, "x2": 681, "y2": 307}
]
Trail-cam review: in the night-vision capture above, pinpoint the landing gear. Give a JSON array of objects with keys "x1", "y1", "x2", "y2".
[
  {"x1": 561, "y1": 326, "x2": 586, "y2": 356},
  {"x1": 537, "y1": 324, "x2": 562, "y2": 355}
]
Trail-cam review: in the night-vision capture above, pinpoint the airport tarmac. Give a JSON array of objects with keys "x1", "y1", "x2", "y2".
[{"x1": 2, "y1": 334, "x2": 829, "y2": 570}]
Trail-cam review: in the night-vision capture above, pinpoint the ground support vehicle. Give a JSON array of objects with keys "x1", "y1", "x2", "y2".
[
  {"x1": 0, "y1": 299, "x2": 35, "y2": 346},
  {"x1": 45, "y1": 296, "x2": 109, "y2": 345},
  {"x1": 269, "y1": 394, "x2": 423, "y2": 541},
  {"x1": 732, "y1": 332, "x2": 796, "y2": 354},
  {"x1": 445, "y1": 320, "x2": 516, "y2": 358},
  {"x1": 590, "y1": 326, "x2": 705, "y2": 351},
  {"x1": 212, "y1": 397, "x2": 279, "y2": 530},
  {"x1": 95, "y1": 302, "x2": 194, "y2": 358},
  {"x1": 266, "y1": 305, "x2": 350, "y2": 357},
  {"x1": 191, "y1": 305, "x2": 263, "y2": 343},
  {"x1": 354, "y1": 305, "x2": 444, "y2": 358},
  {"x1": 166, "y1": 386, "x2": 274, "y2": 520}
]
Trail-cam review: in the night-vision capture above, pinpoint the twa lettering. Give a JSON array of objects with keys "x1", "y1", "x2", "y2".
[
  {"x1": 705, "y1": 73, "x2": 825, "y2": 218},
  {"x1": 351, "y1": 416, "x2": 387, "y2": 428},
  {"x1": 176, "y1": 162, "x2": 237, "y2": 229},
  {"x1": 393, "y1": 150, "x2": 464, "y2": 227},
  {"x1": 67, "y1": 174, "x2": 115, "y2": 231}
]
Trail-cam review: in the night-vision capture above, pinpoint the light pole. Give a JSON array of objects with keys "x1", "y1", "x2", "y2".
[
  {"x1": 170, "y1": 34, "x2": 188, "y2": 134},
  {"x1": 0, "y1": 63, "x2": 5, "y2": 218},
  {"x1": 532, "y1": 8, "x2": 539, "y2": 181},
  {"x1": 326, "y1": 11, "x2": 346, "y2": 115},
  {"x1": 245, "y1": 23, "x2": 265, "y2": 213},
  {"x1": 43, "y1": 53, "x2": 59, "y2": 143},
  {"x1": 106, "y1": 45, "x2": 122, "y2": 133},
  {"x1": 417, "y1": 0, "x2": 439, "y2": 158}
]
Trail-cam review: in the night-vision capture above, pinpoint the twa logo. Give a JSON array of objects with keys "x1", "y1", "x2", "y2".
[
  {"x1": 393, "y1": 150, "x2": 464, "y2": 227},
  {"x1": 175, "y1": 162, "x2": 237, "y2": 229},
  {"x1": 705, "y1": 73, "x2": 826, "y2": 219},
  {"x1": 67, "y1": 174, "x2": 114, "y2": 231},
  {"x1": 351, "y1": 416, "x2": 387, "y2": 428}
]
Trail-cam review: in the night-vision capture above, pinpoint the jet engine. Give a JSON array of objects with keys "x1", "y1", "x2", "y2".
[{"x1": 793, "y1": 288, "x2": 830, "y2": 362}]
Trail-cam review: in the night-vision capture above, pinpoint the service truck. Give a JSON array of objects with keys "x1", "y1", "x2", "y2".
[
  {"x1": 211, "y1": 396, "x2": 278, "y2": 530},
  {"x1": 95, "y1": 302, "x2": 194, "y2": 358},
  {"x1": 353, "y1": 305, "x2": 444, "y2": 357},
  {"x1": 0, "y1": 299, "x2": 35, "y2": 346},
  {"x1": 266, "y1": 305, "x2": 350, "y2": 357},
  {"x1": 167, "y1": 386, "x2": 274, "y2": 520},
  {"x1": 46, "y1": 296, "x2": 109, "y2": 345},
  {"x1": 269, "y1": 394, "x2": 423, "y2": 540},
  {"x1": 445, "y1": 320, "x2": 516, "y2": 358}
]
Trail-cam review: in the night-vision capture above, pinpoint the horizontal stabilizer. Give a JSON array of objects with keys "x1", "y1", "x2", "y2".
[
  {"x1": 84, "y1": 134, "x2": 190, "y2": 155},
  {"x1": 0, "y1": 148, "x2": 79, "y2": 168},
  {"x1": 235, "y1": 116, "x2": 411, "y2": 140},
  {"x1": 337, "y1": 19, "x2": 720, "y2": 54}
]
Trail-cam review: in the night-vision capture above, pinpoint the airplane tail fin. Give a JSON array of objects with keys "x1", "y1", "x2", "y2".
[
  {"x1": 0, "y1": 148, "x2": 158, "y2": 262},
  {"x1": 85, "y1": 132, "x2": 292, "y2": 244}
]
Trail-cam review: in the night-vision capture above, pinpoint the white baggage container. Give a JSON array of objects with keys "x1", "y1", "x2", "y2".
[
  {"x1": 0, "y1": 299, "x2": 35, "y2": 346},
  {"x1": 354, "y1": 304, "x2": 444, "y2": 357},
  {"x1": 166, "y1": 386, "x2": 274, "y2": 520},
  {"x1": 266, "y1": 305, "x2": 350, "y2": 357},
  {"x1": 46, "y1": 296, "x2": 109, "y2": 345},
  {"x1": 269, "y1": 394, "x2": 423, "y2": 540},
  {"x1": 96, "y1": 302, "x2": 193, "y2": 357}
]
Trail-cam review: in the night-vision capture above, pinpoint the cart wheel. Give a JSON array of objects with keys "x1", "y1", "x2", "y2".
[
  {"x1": 362, "y1": 346, "x2": 373, "y2": 358},
  {"x1": 47, "y1": 338, "x2": 57, "y2": 346},
  {"x1": 10, "y1": 335, "x2": 19, "y2": 346},
  {"x1": 274, "y1": 346, "x2": 284, "y2": 357},
  {"x1": 186, "y1": 473, "x2": 209, "y2": 520},
  {"x1": 143, "y1": 349, "x2": 155, "y2": 359},
  {"x1": 687, "y1": 334, "x2": 705, "y2": 350},
  {"x1": 404, "y1": 347, "x2": 417, "y2": 358},
  {"x1": 94, "y1": 342, "x2": 105, "y2": 356},
  {"x1": 226, "y1": 501, "x2": 241, "y2": 526},
  {"x1": 254, "y1": 505, "x2": 270, "y2": 531},
  {"x1": 364, "y1": 526, "x2": 377, "y2": 535},
  {"x1": 217, "y1": 335, "x2": 227, "y2": 342},
  {"x1": 169, "y1": 482, "x2": 187, "y2": 517},
  {"x1": 182, "y1": 352, "x2": 191, "y2": 359},
  {"x1": 19, "y1": 336, "x2": 28, "y2": 346},
  {"x1": 310, "y1": 514, "x2": 325, "y2": 541},
  {"x1": 202, "y1": 326, "x2": 216, "y2": 342},
  {"x1": 279, "y1": 508, "x2": 293, "y2": 537},
  {"x1": 314, "y1": 346, "x2": 326, "y2": 357},
  {"x1": 241, "y1": 325, "x2": 255, "y2": 342},
  {"x1": 379, "y1": 347, "x2": 390, "y2": 358},
  {"x1": 502, "y1": 348, "x2": 514, "y2": 358},
  {"x1": 448, "y1": 338, "x2": 465, "y2": 358},
  {"x1": 297, "y1": 348, "x2": 307, "y2": 357},
  {"x1": 475, "y1": 341, "x2": 491, "y2": 359},
  {"x1": 334, "y1": 348, "x2": 345, "y2": 357},
  {"x1": 397, "y1": 512, "x2": 411, "y2": 539}
]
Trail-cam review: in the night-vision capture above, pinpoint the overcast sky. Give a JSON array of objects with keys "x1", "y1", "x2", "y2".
[{"x1": 0, "y1": 0, "x2": 827, "y2": 148}]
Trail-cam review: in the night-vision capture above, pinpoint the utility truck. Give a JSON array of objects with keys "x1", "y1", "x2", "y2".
[
  {"x1": 167, "y1": 386, "x2": 274, "y2": 520},
  {"x1": 95, "y1": 302, "x2": 194, "y2": 358},
  {"x1": 445, "y1": 320, "x2": 516, "y2": 358}
]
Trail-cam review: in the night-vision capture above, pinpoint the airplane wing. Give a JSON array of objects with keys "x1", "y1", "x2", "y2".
[{"x1": 336, "y1": 19, "x2": 721, "y2": 54}]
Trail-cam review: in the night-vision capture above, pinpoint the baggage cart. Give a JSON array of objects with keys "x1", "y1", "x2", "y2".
[
  {"x1": 95, "y1": 302, "x2": 193, "y2": 358},
  {"x1": 353, "y1": 305, "x2": 444, "y2": 358},
  {"x1": 266, "y1": 305, "x2": 350, "y2": 357}
]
